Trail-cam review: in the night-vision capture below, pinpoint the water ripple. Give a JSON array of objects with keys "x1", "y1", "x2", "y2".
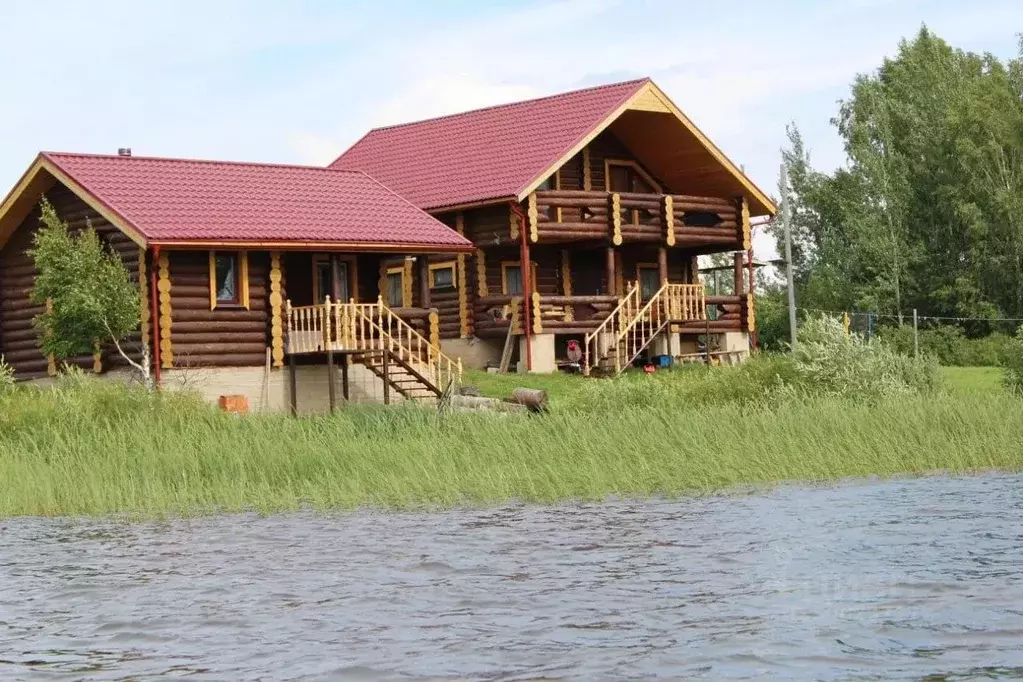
[{"x1": 1, "y1": 474, "x2": 1022, "y2": 680}]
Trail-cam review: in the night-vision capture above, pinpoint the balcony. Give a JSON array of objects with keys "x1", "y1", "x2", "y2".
[{"x1": 526, "y1": 190, "x2": 751, "y2": 249}]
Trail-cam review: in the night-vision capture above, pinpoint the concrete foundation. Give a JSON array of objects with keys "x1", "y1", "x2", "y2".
[
  {"x1": 718, "y1": 332, "x2": 751, "y2": 363},
  {"x1": 649, "y1": 331, "x2": 682, "y2": 358},
  {"x1": 159, "y1": 361, "x2": 402, "y2": 414},
  {"x1": 440, "y1": 337, "x2": 503, "y2": 370},
  {"x1": 517, "y1": 333, "x2": 557, "y2": 373}
]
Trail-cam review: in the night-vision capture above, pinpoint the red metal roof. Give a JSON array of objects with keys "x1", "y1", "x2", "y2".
[
  {"x1": 330, "y1": 79, "x2": 650, "y2": 211},
  {"x1": 40, "y1": 152, "x2": 472, "y2": 249}
]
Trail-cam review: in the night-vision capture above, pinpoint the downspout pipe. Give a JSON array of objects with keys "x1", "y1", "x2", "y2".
[
  {"x1": 150, "y1": 245, "x2": 162, "y2": 387},
  {"x1": 509, "y1": 201, "x2": 533, "y2": 372}
]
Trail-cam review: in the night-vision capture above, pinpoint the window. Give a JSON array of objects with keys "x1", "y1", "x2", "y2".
[
  {"x1": 386, "y1": 266, "x2": 406, "y2": 307},
  {"x1": 501, "y1": 261, "x2": 538, "y2": 296},
  {"x1": 637, "y1": 264, "x2": 661, "y2": 300},
  {"x1": 429, "y1": 262, "x2": 456, "y2": 289},
  {"x1": 209, "y1": 251, "x2": 249, "y2": 309},
  {"x1": 312, "y1": 256, "x2": 353, "y2": 302},
  {"x1": 604, "y1": 160, "x2": 660, "y2": 193}
]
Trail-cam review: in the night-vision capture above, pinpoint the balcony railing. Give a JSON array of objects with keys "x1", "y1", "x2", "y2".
[{"x1": 527, "y1": 190, "x2": 750, "y2": 248}]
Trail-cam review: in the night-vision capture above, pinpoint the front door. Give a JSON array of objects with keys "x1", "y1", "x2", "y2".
[{"x1": 313, "y1": 255, "x2": 352, "y2": 303}]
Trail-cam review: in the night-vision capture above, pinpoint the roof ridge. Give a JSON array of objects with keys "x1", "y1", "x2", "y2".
[
  {"x1": 42, "y1": 151, "x2": 357, "y2": 174},
  {"x1": 364, "y1": 77, "x2": 650, "y2": 134}
]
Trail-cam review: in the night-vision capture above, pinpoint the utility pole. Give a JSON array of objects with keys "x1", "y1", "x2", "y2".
[{"x1": 781, "y1": 161, "x2": 798, "y2": 350}]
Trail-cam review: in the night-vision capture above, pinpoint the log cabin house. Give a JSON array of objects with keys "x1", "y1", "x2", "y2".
[{"x1": 0, "y1": 78, "x2": 774, "y2": 412}]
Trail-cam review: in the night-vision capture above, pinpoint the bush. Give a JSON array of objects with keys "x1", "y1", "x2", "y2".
[
  {"x1": 790, "y1": 315, "x2": 940, "y2": 399},
  {"x1": 879, "y1": 324, "x2": 1014, "y2": 367},
  {"x1": 1002, "y1": 327, "x2": 1023, "y2": 396}
]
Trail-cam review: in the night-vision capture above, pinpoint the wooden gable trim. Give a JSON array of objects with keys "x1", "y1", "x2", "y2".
[
  {"x1": 516, "y1": 81, "x2": 776, "y2": 215},
  {"x1": 638, "y1": 82, "x2": 776, "y2": 214},
  {"x1": 0, "y1": 160, "x2": 57, "y2": 249}
]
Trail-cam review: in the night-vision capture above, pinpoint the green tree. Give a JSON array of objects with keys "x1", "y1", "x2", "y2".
[
  {"x1": 778, "y1": 28, "x2": 1023, "y2": 330},
  {"x1": 29, "y1": 198, "x2": 150, "y2": 383}
]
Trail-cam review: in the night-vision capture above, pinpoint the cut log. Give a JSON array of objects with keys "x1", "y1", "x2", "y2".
[
  {"x1": 510, "y1": 387, "x2": 548, "y2": 413},
  {"x1": 450, "y1": 394, "x2": 528, "y2": 413}
]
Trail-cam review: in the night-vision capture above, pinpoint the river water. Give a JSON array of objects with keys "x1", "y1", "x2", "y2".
[{"x1": 1, "y1": 474, "x2": 1022, "y2": 681}]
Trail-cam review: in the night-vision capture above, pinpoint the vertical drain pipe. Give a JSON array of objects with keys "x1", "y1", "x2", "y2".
[{"x1": 509, "y1": 201, "x2": 533, "y2": 372}]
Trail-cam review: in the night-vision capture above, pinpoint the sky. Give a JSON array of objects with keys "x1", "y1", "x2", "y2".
[{"x1": 1, "y1": 0, "x2": 1021, "y2": 258}]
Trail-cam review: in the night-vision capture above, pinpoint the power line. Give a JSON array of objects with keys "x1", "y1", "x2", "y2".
[{"x1": 796, "y1": 307, "x2": 1023, "y2": 324}]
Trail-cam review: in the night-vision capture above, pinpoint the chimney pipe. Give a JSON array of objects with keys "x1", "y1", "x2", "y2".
[{"x1": 118, "y1": 148, "x2": 132, "y2": 157}]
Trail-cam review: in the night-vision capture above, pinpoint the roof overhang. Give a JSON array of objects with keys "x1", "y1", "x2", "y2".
[
  {"x1": 149, "y1": 239, "x2": 475, "y2": 253},
  {"x1": 0, "y1": 155, "x2": 148, "y2": 250},
  {"x1": 517, "y1": 81, "x2": 776, "y2": 217}
]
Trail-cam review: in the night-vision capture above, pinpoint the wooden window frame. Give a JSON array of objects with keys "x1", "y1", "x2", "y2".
[
  {"x1": 603, "y1": 159, "x2": 661, "y2": 193},
  {"x1": 605, "y1": 159, "x2": 662, "y2": 226},
  {"x1": 501, "y1": 260, "x2": 538, "y2": 296},
  {"x1": 386, "y1": 265, "x2": 411, "y2": 307},
  {"x1": 428, "y1": 261, "x2": 457, "y2": 289},
  {"x1": 209, "y1": 250, "x2": 249, "y2": 310},
  {"x1": 312, "y1": 254, "x2": 359, "y2": 303}
]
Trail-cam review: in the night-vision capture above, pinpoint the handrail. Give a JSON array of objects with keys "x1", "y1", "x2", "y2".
[
  {"x1": 583, "y1": 282, "x2": 640, "y2": 375},
  {"x1": 351, "y1": 297, "x2": 462, "y2": 394},
  {"x1": 284, "y1": 296, "x2": 462, "y2": 394},
  {"x1": 581, "y1": 283, "x2": 707, "y2": 375}
]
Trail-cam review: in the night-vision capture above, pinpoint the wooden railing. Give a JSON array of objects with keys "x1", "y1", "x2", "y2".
[
  {"x1": 583, "y1": 283, "x2": 706, "y2": 375},
  {"x1": 285, "y1": 297, "x2": 462, "y2": 391},
  {"x1": 530, "y1": 190, "x2": 748, "y2": 247}
]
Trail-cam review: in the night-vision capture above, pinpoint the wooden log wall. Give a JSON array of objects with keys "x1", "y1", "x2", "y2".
[
  {"x1": 0, "y1": 184, "x2": 143, "y2": 380},
  {"x1": 480, "y1": 245, "x2": 561, "y2": 298},
  {"x1": 167, "y1": 250, "x2": 268, "y2": 367}
]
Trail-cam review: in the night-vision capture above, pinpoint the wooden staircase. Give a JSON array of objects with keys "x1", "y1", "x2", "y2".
[
  {"x1": 356, "y1": 350, "x2": 446, "y2": 402},
  {"x1": 286, "y1": 296, "x2": 461, "y2": 405},
  {"x1": 583, "y1": 282, "x2": 706, "y2": 376}
]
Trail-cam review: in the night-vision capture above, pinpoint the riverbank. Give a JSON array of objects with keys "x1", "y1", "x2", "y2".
[{"x1": 0, "y1": 363, "x2": 1019, "y2": 517}]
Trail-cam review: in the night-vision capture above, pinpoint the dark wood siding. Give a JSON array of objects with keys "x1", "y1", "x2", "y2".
[
  {"x1": 559, "y1": 130, "x2": 666, "y2": 192},
  {"x1": 0, "y1": 184, "x2": 142, "y2": 379},
  {"x1": 168, "y1": 250, "x2": 268, "y2": 367}
]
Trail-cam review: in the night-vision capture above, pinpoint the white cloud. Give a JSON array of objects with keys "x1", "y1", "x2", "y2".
[{"x1": 3, "y1": 0, "x2": 1022, "y2": 266}]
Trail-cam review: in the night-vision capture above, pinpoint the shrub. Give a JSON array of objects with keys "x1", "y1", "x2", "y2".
[
  {"x1": 1002, "y1": 327, "x2": 1023, "y2": 397},
  {"x1": 790, "y1": 315, "x2": 940, "y2": 399},
  {"x1": 879, "y1": 324, "x2": 1015, "y2": 367},
  {"x1": 0, "y1": 356, "x2": 15, "y2": 396}
]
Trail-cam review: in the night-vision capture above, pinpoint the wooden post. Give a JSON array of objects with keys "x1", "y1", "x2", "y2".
[
  {"x1": 341, "y1": 353, "x2": 350, "y2": 401},
  {"x1": 582, "y1": 147, "x2": 591, "y2": 191},
  {"x1": 382, "y1": 348, "x2": 391, "y2": 405},
  {"x1": 705, "y1": 316, "x2": 712, "y2": 364},
  {"x1": 327, "y1": 350, "x2": 336, "y2": 413},
  {"x1": 733, "y1": 252, "x2": 744, "y2": 296},
  {"x1": 663, "y1": 195, "x2": 675, "y2": 246},
  {"x1": 527, "y1": 193, "x2": 539, "y2": 243},
  {"x1": 157, "y1": 251, "x2": 173, "y2": 368},
  {"x1": 456, "y1": 213, "x2": 470, "y2": 337},
  {"x1": 270, "y1": 252, "x2": 284, "y2": 368},
  {"x1": 608, "y1": 193, "x2": 623, "y2": 246},
  {"x1": 419, "y1": 256, "x2": 430, "y2": 309},
  {"x1": 561, "y1": 249, "x2": 573, "y2": 322},
  {"x1": 658, "y1": 247, "x2": 668, "y2": 284},
  {"x1": 605, "y1": 247, "x2": 616, "y2": 296},
  {"x1": 475, "y1": 249, "x2": 488, "y2": 297},
  {"x1": 288, "y1": 352, "x2": 298, "y2": 416}
]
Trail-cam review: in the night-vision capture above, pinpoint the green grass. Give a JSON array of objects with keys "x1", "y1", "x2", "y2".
[
  {"x1": 941, "y1": 366, "x2": 1004, "y2": 395},
  {"x1": 0, "y1": 364, "x2": 1019, "y2": 518}
]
